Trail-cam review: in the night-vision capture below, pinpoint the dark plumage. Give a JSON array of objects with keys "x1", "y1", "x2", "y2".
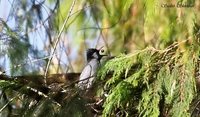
[{"x1": 86, "y1": 48, "x2": 103, "y2": 62}]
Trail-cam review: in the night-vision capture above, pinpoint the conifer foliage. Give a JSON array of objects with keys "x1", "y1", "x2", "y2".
[
  {"x1": 0, "y1": 0, "x2": 200, "y2": 117},
  {"x1": 98, "y1": 38, "x2": 199, "y2": 116}
]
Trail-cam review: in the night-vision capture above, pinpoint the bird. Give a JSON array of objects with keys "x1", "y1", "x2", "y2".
[
  {"x1": 78, "y1": 47, "x2": 106, "y2": 91},
  {"x1": 0, "y1": 67, "x2": 5, "y2": 75}
]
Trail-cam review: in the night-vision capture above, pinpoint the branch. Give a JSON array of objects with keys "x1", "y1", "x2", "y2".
[{"x1": 0, "y1": 73, "x2": 80, "y2": 85}]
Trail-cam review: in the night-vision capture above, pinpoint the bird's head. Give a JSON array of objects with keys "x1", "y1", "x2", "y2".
[{"x1": 86, "y1": 47, "x2": 107, "y2": 62}]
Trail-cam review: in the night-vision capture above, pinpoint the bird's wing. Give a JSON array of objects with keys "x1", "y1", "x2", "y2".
[{"x1": 78, "y1": 64, "x2": 92, "y2": 89}]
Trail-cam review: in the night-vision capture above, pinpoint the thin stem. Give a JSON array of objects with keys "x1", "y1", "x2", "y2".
[{"x1": 44, "y1": 0, "x2": 77, "y2": 85}]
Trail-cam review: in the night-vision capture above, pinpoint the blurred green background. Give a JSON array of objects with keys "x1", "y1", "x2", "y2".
[{"x1": 0, "y1": 0, "x2": 199, "y2": 76}]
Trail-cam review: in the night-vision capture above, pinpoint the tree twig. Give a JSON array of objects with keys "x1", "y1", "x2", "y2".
[
  {"x1": 0, "y1": 94, "x2": 18, "y2": 113},
  {"x1": 44, "y1": 0, "x2": 77, "y2": 85}
]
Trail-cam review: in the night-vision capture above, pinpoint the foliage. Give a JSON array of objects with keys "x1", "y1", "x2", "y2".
[
  {"x1": 0, "y1": 0, "x2": 200, "y2": 117},
  {"x1": 1, "y1": 39, "x2": 199, "y2": 117},
  {"x1": 98, "y1": 39, "x2": 199, "y2": 116}
]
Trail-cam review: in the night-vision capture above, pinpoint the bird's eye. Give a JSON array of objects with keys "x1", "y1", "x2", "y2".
[{"x1": 99, "y1": 48, "x2": 106, "y2": 55}]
